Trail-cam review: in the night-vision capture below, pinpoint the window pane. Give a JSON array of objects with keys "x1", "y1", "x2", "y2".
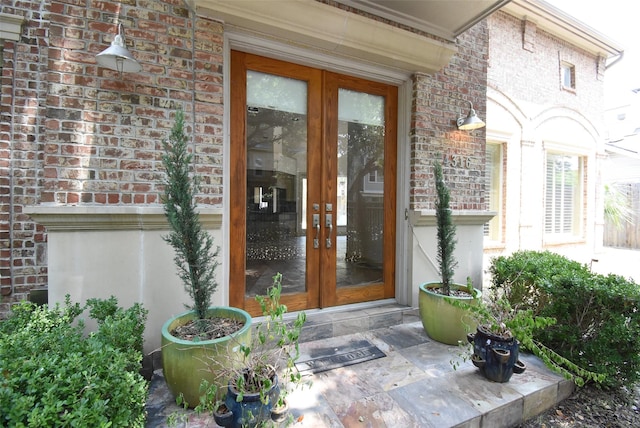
[
  {"x1": 337, "y1": 88, "x2": 385, "y2": 288},
  {"x1": 245, "y1": 71, "x2": 308, "y2": 296},
  {"x1": 545, "y1": 153, "x2": 581, "y2": 236}
]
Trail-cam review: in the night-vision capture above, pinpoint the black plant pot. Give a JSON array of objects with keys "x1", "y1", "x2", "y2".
[
  {"x1": 214, "y1": 374, "x2": 283, "y2": 428},
  {"x1": 467, "y1": 325, "x2": 526, "y2": 383}
]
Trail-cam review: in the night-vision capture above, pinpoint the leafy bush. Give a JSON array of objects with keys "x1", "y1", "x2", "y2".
[
  {"x1": 490, "y1": 251, "x2": 640, "y2": 388},
  {"x1": 0, "y1": 296, "x2": 149, "y2": 427}
]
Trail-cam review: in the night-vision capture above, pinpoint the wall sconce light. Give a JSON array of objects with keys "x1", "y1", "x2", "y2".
[
  {"x1": 96, "y1": 23, "x2": 141, "y2": 75},
  {"x1": 457, "y1": 101, "x2": 485, "y2": 130}
]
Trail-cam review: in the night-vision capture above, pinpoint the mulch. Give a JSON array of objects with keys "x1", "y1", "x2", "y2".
[
  {"x1": 171, "y1": 317, "x2": 245, "y2": 341},
  {"x1": 518, "y1": 384, "x2": 640, "y2": 427}
]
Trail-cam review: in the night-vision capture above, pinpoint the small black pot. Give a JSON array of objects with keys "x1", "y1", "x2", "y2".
[
  {"x1": 467, "y1": 325, "x2": 526, "y2": 383},
  {"x1": 215, "y1": 373, "x2": 283, "y2": 428}
]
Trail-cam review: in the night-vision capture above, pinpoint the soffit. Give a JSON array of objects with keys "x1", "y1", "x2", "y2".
[
  {"x1": 194, "y1": 0, "x2": 459, "y2": 74},
  {"x1": 336, "y1": 0, "x2": 513, "y2": 40},
  {"x1": 503, "y1": 0, "x2": 623, "y2": 58}
]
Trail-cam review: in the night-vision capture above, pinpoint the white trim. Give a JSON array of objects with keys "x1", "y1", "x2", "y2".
[
  {"x1": 0, "y1": 13, "x2": 23, "y2": 41},
  {"x1": 410, "y1": 210, "x2": 497, "y2": 227},
  {"x1": 227, "y1": 31, "x2": 411, "y2": 85},
  {"x1": 197, "y1": 0, "x2": 456, "y2": 75},
  {"x1": 395, "y1": 80, "x2": 412, "y2": 305},
  {"x1": 543, "y1": 140, "x2": 592, "y2": 157},
  {"x1": 503, "y1": 0, "x2": 623, "y2": 58},
  {"x1": 24, "y1": 206, "x2": 222, "y2": 231}
]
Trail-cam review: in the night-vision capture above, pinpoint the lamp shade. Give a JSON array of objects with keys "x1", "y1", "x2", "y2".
[
  {"x1": 96, "y1": 25, "x2": 141, "y2": 74},
  {"x1": 457, "y1": 102, "x2": 485, "y2": 130}
]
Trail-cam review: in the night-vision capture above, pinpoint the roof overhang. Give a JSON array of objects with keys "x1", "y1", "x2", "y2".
[
  {"x1": 335, "y1": 0, "x2": 513, "y2": 41},
  {"x1": 503, "y1": 0, "x2": 623, "y2": 59},
  {"x1": 192, "y1": 0, "x2": 505, "y2": 74}
]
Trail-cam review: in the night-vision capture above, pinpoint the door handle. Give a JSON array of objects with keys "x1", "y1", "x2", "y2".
[
  {"x1": 312, "y1": 214, "x2": 320, "y2": 249},
  {"x1": 325, "y1": 214, "x2": 332, "y2": 249}
]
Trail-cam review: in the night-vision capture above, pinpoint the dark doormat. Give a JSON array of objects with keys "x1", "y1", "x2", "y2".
[{"x1": 295, "y1": 339, "x2": 386, "y2": 374}]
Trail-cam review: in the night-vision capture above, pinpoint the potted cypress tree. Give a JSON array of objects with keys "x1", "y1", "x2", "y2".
[
  {"x1": 418, "y1": 160, "x2": 481, "y2": 345},
  {"x1": 160, "y1": 108, "x2": 252, "y2": 407}
]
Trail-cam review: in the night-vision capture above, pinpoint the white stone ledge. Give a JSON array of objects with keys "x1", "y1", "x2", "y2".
[
  {"x1": 197, "y1": 0, "x2": 457, "y2": 74},
  {"x1": 0, "y1": 13, "x2": 24, "y2": 41},
  {"x1": 24, "y1": 205, "x2": 223, "y2": 231},
  {"x1": 410, "y1": 209, "x2": 496, "y2": 227}
]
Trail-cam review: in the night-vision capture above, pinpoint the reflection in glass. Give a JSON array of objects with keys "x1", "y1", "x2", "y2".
[
  {"x1": 245, "y1": 71, "x2": 307, "y2": 296},
  {"x1": 336, "y1": 89, "x2": 385, "y2": 288}
]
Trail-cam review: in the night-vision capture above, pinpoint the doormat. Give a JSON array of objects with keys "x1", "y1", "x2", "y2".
[{"x1": 295, "y1": 340, "x2": 386, "y2": 374}]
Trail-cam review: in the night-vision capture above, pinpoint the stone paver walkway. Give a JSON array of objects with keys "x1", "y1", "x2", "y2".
[{"x1": 145, "y1": 320, "x2": 572, "y2": 427}]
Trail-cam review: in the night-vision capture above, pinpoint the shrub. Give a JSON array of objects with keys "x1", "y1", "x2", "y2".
[
  {"x1": 489, "y1": 250, "x2": 588, "y2": 316},
  {"x1": 0, "y1": 296, "x2": 149, "y2": 427},
  {"x1": 490, "y1": 251, "x2": 640, "y2": 388}
]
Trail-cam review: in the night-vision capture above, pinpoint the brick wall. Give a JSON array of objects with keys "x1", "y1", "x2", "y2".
[
  {"x1": 44, "y1": 0, "x2": 223, "y2": 206},
  {"x1": 0, "y1": 0, "x2": 225, "y2": 315},
  {"x1": 0, "y1": 0, "x2": 50, "y2": 314},
  {"x1": 1, "y1": 0, "x2": 490, "y2": 317},
  {"x1": 488, "y1": 11, "x2": 604, "y2": 122},
  {"x1": 410, "y1": 21, "x2": 488, "y2": 211}
]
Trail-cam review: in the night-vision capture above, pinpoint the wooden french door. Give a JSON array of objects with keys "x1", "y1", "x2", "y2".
[{"x1": 230, "y1": 51, "x2": 397, "y2": 315}]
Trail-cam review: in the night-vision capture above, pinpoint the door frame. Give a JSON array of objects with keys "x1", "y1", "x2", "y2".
[{"x1": 223, "y1": 33, "x2": 413, "y2": 311}]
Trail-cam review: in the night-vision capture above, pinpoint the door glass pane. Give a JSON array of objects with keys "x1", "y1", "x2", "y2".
[
  {"x1": 245, "y1": 71, "x2": 307, "y2": 296},
  {"x1": 337, "y1": 88, "x2": 385, "y2": 287}
]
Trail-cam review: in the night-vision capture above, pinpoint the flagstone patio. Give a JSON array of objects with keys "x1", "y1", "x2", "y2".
[{"x1": 145, "y1": 305, "x2": 573, "y2": 427}]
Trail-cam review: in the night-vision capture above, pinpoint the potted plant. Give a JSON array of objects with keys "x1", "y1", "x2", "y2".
[
  {"x1": 452, "y1": 279, "x2": 603, "y2": 385},
  {"x1": 418, "y1": 160, "x2": 481, "y2": 345},
  {"x1": 194, "y1": 273, "x2": 307, "y2": 428},
  {"x1": 464, "y1": 297, "x2": 531, "y2": 382},
  {"x1": 160, "y1": 108, "x2": 252, "y2": 407}
]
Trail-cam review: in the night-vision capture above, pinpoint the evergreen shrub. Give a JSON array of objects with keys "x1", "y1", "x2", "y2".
[
  {"x1": 490, "y1": 250, "x2": 640, "y2": 388},
  {"x1": 0, "y1": 296, "x2": 148, "y2": 427}
]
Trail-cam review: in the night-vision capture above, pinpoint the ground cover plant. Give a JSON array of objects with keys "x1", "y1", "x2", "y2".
[
  {"x1": 490, "y1": 250, "x2": 640, "y2": 389},
  {"x1": 0, "y1": 296, "x2": 148, "y2": 427}
]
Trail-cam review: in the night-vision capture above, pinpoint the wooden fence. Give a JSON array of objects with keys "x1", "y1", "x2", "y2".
[{"x1": 604, "y1": 183, "x2": 640, "y2": 249}]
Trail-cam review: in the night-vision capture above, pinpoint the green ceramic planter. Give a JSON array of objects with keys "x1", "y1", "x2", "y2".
[
  {"x1": 161, "y1": 306, "x2": 252, "y2": 407},
  {"x1": 418, "y1": 282, "x2": 481, "y2": 345}
]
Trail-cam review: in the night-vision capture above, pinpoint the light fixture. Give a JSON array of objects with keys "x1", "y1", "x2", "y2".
[
  {"x1": 96, "y1": 23, "x2": 141, "y2": 75},
  {"x1": 457, "y1": 101, "x2": 485, "y2": 130}
]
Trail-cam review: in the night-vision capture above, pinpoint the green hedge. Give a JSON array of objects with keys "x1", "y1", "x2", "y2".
[
  {"x1": 0, "y1": 296, "x2": 148, "y2": 427},
  {"x1": 489, "y1": 250, "x2": 640, "y2": 388}
]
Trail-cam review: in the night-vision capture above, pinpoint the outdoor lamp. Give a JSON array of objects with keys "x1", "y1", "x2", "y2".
[
  {"x1": 96, "y1": 23, "x2": 141, "y2": 75},
  {"x1": 457, "y1": 101, "x2": 485, "y2": 130}
]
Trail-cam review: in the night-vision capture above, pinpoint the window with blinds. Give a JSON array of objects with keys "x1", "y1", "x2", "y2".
[
  {"x1": 545, "y1": 153, "x2": 582, "y2": 236},
  {"x1": 484, "y1": 143, "x2": 503, "y2": 242}
]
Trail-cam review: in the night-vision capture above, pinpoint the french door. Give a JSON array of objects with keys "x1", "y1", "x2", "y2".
[{"x1": 230, "y1": 51, "x2": 397, "y2": 315}]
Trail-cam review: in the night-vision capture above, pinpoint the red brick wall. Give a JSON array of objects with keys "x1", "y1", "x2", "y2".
[
  {"x1": 0, "y1": 0, "x2": 225, "y2": 315},
  {"x1": 410, "y1": 21, "x2": 488, "y2": 211},
  {"x1": 44, "y1": 0, "x2": 224, "y2": 206},
  {"x1": 0, "y1": 1, "x2": 50, "y2": 314},
  {"x1": 0, "y1": 0, "x2": 489, "y2": 316}
]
